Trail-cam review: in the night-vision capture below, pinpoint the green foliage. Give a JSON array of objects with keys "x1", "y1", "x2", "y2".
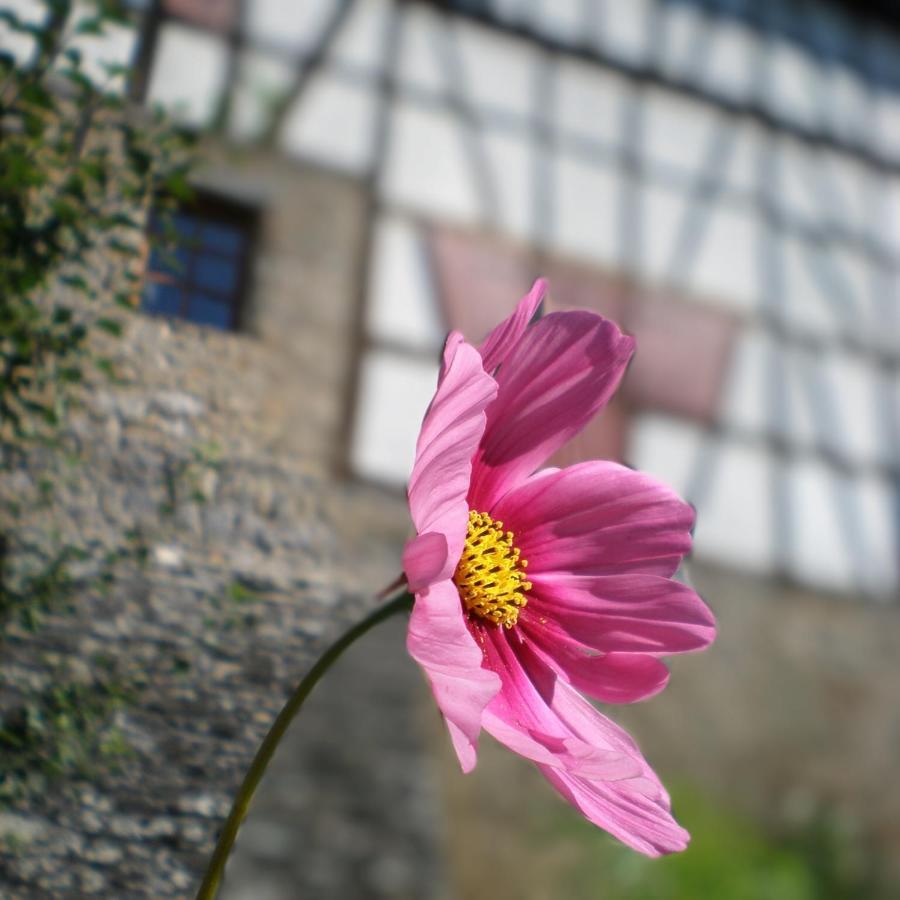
[
  {"x1": 0, "y1": 538, "x2": 84, "y2": 631},
  {"x1": 160, "y1": 441, "x2": 222, "y2": 515},
  {"x1": 0, "y1": 1, "x2": 196, "y2": 806},
  {"x1": 539, "y1": 783, "x2": 886, "y2": 900},
  {"x1": 207, "y1": 578, "x2": 263, "y2": 632},
  {"x1": 0, "y1": 0, "x2": 193, "y2": 453},
  {"x1": 0, "y1": 672, "x2": 134, "y2": 804}
]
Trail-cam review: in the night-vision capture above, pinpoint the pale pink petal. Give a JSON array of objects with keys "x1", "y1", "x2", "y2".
[
  {"x1": 481, "y1": 711, "x2": 640, "y2": 779},
  {"x1": 540, "y1": 766, "x2": 690, "y2": 857},
  {"x1": 522, "y1": 573, "x2": 716, "y2": 655},
  {"x1": 402, "y1": 532, "x2": 449, "y2": 593},
  {"x1": 526, "y1": 631, "x2": 671, "y2": 703},
  {"x1": 406, "y1": 332, "x2": 497, "y2": 588},
  {"x1": 407, "y1": 580, "x2": 501, "y2": 773},
  {"x1": 468, "y1": 312, "x2": 634, "y2": 511},
  {"x1": 478, "y1": 278, "x2": 546, "y2": 374},
  {"x1": 482, "y1": 634, "x2": 686, "y2": 854},
  {"x1": 526, "y1": 657, "x2": 687, "y2": 855},
  {"x1": 493, "y1": 461, "x2": 695, "y2": 578}
]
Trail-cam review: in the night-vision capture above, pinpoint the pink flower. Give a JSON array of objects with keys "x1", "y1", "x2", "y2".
[{"x1": 402, "y1": 279, "x2": 716, "y2": 857}]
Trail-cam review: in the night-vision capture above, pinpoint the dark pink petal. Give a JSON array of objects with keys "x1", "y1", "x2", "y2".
[
  {"x1": 407, "y1": 580, "x2": 501, "y2": 773},
  {"x1": 469, "y1": 312, "x2": 634, "y2": 511},
  {"x1": 481, "y1": 630, "x2": 641, "y2": 781},
  {"x1": 522, "y1": 573, "x2": 716, "y2": 654},
  {"x1": 478, "y1": 278, "x2": 546, "y2": 374},
  {"x1": 405, "y1": 332, "x2": 497, "y2": 589},
  {"x1": 525, "y1": 629, "x2": 671, "y2": 703},
  {"x1": 493, "y1": 461, "x2": 695, "y2": 578}
]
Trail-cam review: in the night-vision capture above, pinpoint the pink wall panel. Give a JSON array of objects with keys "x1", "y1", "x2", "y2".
[
  {"x1": 429, "y1": 227, "x2": 739, "y2": 467},
  {"x1": 427, "y1": 227, "x2": 537, "y2": 344},
  {"x1": 164, "y1": 0, "x2": 238, "y2": 31}
]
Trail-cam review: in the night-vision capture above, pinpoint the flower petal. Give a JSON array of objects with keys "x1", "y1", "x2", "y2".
[
  {"x1": 406, "y1": 332, "x2": 498, "y2": 588},
  {"x1": 540, "y1": 765, "x2": 690, "y2": 857},
  {"x1": 526, "y1": 630, "x2": 671, "y2": 703},
  {"x1": 493, "y1": 461, "x2": 695, "y2": 578},
  {"x1": 481, "y1": 629, "x2": 642, "y2": 780},
  {"x1": 478, "y1": 278, "x2": 546, "y2": 374},
  {"x1": 523, "y1": 573, "x2": 716, "y2": 655},
  {"x1": 524, "y1": 650, "x2": 687, "y2": 855},
  {"x1": 483, "y1": 634, "x2": 687, "y2": 855},
  {"x1": 469, "y1": 311, "x2": 634, "y2": 511},
  {"x1": 407, "y1": 580, "x2": 501, "y2": 773},
  {"x1": 402, "y1": 532, "x2": 449, "y2": 593}
]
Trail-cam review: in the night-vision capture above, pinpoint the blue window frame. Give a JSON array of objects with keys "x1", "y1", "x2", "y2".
[{"x1": 142, "y1": 194, "x2": 256, "y2": 331}]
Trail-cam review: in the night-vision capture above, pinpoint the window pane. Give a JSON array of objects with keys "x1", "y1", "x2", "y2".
[
  {"x1": 148, "y1": 244, "x2": 191, "y2": 279},
  {"x1": 201, "y1": 222, "x2": 245, "y2": 255},
  {"x1": 170, "y1": 212, "x2": 199, "y2": 240},
  {"x1": 186, "y1": 292, "x2": 233, "y2": 329},
  {"x1": 143, "y1": 282, "x2": 183, "y2": 316},
  {"x1": 146, "y1": 23, "x2": 229, "y2": 128},
  {"x1": 194, "y1": 254, "x2": 238, "y2": 294}
]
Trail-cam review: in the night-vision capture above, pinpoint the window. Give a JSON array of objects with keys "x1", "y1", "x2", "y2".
[{"x1": 142, "y1": 193, "x2": 256, "y2": 330}]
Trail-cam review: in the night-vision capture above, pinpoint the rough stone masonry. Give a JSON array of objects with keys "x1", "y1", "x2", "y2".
[{"x1": 0, "y1": 303, "x2": 447, "y2": 897}]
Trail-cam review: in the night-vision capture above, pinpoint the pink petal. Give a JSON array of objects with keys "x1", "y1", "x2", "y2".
[
  {"x1": 540, "y1": 766, "x2": 690, "y2": 857},
  {"x1": 526, "y1": 631, "x2": 671, "y2": 703},
  {"x1": 478, "y1": 278, "x2": 546, "y2": 374},
  {"x1": 406, "y1": 332, "x2": 498, "y2": 588},
  {"x1": 481, "y1": 711, "x2": 641, "y2": 779},
  {"x1": 493, "y1": 461, "x2": 695, "y2": 578},
  {"x1": 407, "y1": 580, "x2": 501, "y2": 773},
  {"x1": 482, "y1": 634, "x2": 686, "y2": 855},
  {"x1": 481, "y1": 629, "x2": 641, "y2": 780},
  {"x1": 528, "y1": 659, "x2": 688, "y2": 856},
  {"x1": 402, "y1": 532, "x2": 449, "y2": 593},
  {"x1": 469, "y1": 312, "x2": 634, "y2": 511},
  {"x1": 522, "y1": 573, "x2": 716, "y2": 654}
]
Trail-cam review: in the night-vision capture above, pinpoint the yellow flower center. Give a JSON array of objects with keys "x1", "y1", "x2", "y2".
[{"x1": 453, "y1": 510, "x2": 532, "y2": 629}]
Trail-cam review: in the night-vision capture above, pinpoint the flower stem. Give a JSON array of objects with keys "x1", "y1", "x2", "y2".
[{"x1": 194, "y1": 589, "x2": 414, "y2": 900}]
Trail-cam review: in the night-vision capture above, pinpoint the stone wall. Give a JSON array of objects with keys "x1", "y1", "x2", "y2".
[
  {"x1": 0, "y1": 370, "x2": 437, "y2": 897},
  {"x1": 0, "y1": 147, "x2": 446, "y2": 897},
  {"x1": 146, "y1": 148, "x2": 368, "y2": 471}
]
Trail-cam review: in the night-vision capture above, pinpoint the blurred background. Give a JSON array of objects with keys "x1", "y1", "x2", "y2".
[{"x1": 1, "y1": 0, "x2": 899, "y2": 897}]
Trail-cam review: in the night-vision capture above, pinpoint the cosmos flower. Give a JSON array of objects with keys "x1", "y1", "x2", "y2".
[{"x1": 402, "y1": 279, "x2": 716, "y2": 856}]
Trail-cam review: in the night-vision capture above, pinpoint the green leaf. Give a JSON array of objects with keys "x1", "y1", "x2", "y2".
[
  {"x1": 100, "y1": 61, "x2": 129, "y2": 79},
  {"x1": 95, "y1": 318, "x2": 122, "y2": 337},
  {"x1": 107, "y1": 238, "x2": 138, "y2": 256},
  {"x1": 59, "y1": 274, "x2": 90, "y2": 293},
  {"x1": 0, "y1": 11, "x2": 27, "y2": 32},
  {"x1": 74, "y1": 16, "x2": 105, "y2": 36},
  {"x1": 94, "y1": 357, "x2": 116, "y2": 379},
  {"x1": 57, "y1": 367, "x2": 82, "y2": 384},
  {"x1": 20, "y1": 82, "x2": 54, "y2": 111}
]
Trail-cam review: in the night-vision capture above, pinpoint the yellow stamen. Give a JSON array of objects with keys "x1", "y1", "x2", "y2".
[{"x1": 453, "y1": 510, "x2": 531, "y2": 629}]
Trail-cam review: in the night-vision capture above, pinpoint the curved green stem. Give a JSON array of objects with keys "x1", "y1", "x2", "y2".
[{"x1": 195, "y1": 589, "x2": 414, "y2": 900}]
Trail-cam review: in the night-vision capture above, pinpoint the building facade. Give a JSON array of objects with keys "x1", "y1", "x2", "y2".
[{"x1": 3, "y1": 0, "x2": 900, "y2": 885}]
